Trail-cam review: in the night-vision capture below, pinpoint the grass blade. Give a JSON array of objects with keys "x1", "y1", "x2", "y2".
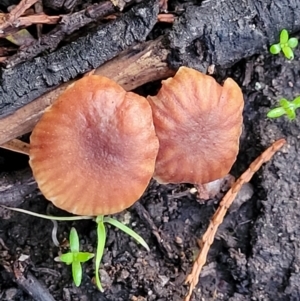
[
  {"x1": 104, "y1": 217, "x2": 150, "y2": 252},
  {"x1": 1, "y1": 206, "x2": 93, "y2": 221},
  {"x1": 95, "y1": 217, "x2": 106, "y2": 292}
]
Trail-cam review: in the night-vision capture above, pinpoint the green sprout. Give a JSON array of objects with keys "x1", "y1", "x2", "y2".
[
  {"x1": 267, "y1": 96, "x2": 300, "y2": 120},
  {"x1": 94, "y1": 215, "x2": 149, "y2": 291},
  {"x1": 270, "y1": 29, "x2": 298, "y2": 60},
  {"x1": 1, "y1": 206, "x2": 149, "y2": 291},
  {"x1": 55, "y1": 227, "x2": 94, "y2": 286}
]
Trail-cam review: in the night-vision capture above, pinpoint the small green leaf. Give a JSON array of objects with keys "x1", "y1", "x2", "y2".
[
  {"x1": 268, "y1": 96, "x2": 300, "y2": 120},
  {"x1": 70, "y1": 228, "x2": 80, "y2": 253},
  {"x1": 279, "y1": 98, "x2": 291, "y2": 108},
  {"x1": 282, "y1": 46, "x2": 294, "y2": 60},
  {"x1": 77, "y1": 252, "x2": 95, "y2": 263},
  {"x1": 288, "y1": 37, "x2": 298, "y2": 49},
  {"x1": 72, "y1": 261, "x2": 82, "y2": 287},
  {"x1": 270, "y1": 44, "x2": 281, "y2": 54},
  {"x1": 267, "y1": 107, "x2": 286, "y2": 118},
  {"x1": 280, "y1": 29, "x2": 289, "y2": 43},
  {"x1": 59, "y1": 252, "x2": 74, "y2": 264},
  {"x1": 292, "y1": 96, "x2": 300, "y2": 107},
  {"x1": 285, "y1": 107, "x2": 296, "y2": 120},
  {"x1": 104, "y1": 217, "x2": 150, "y2": 252}
]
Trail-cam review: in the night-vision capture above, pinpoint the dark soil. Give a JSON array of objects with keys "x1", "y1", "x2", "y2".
[{"x1": 1, "y1": 2, "x2": 300, "y2": 301}]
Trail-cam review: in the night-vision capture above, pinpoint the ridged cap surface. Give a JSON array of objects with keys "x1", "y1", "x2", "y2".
[
  {"x1": 148, "y1": 66, "x2": 244, "y2": 184},
  {"x1": 30, "y1": 75, "x2": 159, "y2": 215}
]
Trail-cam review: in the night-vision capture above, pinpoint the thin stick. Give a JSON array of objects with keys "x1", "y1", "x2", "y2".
[
  {"x1": 0, "y1": 0, "x2": 39, "y2": 36},
  {"x1": 0, "y1": 139, "x2": 30, "y2": 155},
  {"x1": 34, "y1": 0, "x2": 43, "y2": 38},
  {"x1": 157, "y1": 14, "x2": 175, "y2": 23},
  {"x1": 184, "y1": 138, "x2": 286, "y2": 301},
  {"x1": 14, "y1": 271, "x2": 56, "y2": 301},
  {"x1": 16, "y1": 14, "x2": 60, "y2": 27}
]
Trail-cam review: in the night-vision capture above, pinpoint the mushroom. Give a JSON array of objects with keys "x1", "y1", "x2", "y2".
[
  {"x1": 29, "y1": 75, "x2": 159, "y2": 216},
  {"x1": 147, "y1": 66, "x2": 244, "y2": 185}
]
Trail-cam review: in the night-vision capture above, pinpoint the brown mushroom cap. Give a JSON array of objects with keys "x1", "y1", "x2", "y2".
[
  {"x1": 147, "y1": 66, "x2": 244, "y2": 185},
  {"x1": 29, "y1": 75, "x2": 159, "y2": 216}
]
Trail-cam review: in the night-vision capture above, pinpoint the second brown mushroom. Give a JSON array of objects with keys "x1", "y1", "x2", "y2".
[{"x1": 147, "y1": 66, "x2": 244, "y2": 186}]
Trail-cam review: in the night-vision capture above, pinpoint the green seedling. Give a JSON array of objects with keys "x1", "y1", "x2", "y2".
[
  {"x1": 270, "y1": 29, "x2": 298, "y2": 60},
  {"x1": 94, "y1": 215, "x2": 149, "y2": 291},
  {"x1": 55, "y1": 227, "x2": 94, "y2": 286},
  {"x1": 267, "y1": 96, "x2": 300, "y2": 120},
  {"x1": 1, "y1": 206, "x2": 149, "y2": 291}
]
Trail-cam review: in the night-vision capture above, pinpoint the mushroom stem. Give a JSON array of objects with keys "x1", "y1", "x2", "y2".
[{"x1": 0, "y1": 138, "x2": 30, "y2": 155}]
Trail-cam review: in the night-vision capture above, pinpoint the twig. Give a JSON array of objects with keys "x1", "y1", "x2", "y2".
[
  {"x1": 15, "y1": 14, "x2": 60, "y2": 27},
  {"x1": 0, "y1": 0, "x2": 39, "y2": 34},
  {"x1": 1, "y1": 245, "x2": 56, "y2": 301},
  {"x1": 0, "y1": 168, "x2": 36, "y2": 207},
  {"x1": 159, "y1": 0, "x2": 169, "y2": 12},
  {"x1": 157, "y1": 13, "x2": 175, "y2": 23},
  {"x1": 133, "y1": 202, "x2": 175, "y2": 260},
  {"x1": 34, "y1": 0, "x2": 43, "y2": 38},
  {"x1": 13, "y1": 263, "x2": 56, "y2": 301},
  {"x1": 0, "y1": 83, "x2": 71, "y2": 146},
  {"x1": 4, "y1": 1, "x2": 119, "y2": 67},
  {"x1": 184, "y1": 138, "x2": 286, "y2": 301},
  {"x1": 0, "y1": 46, "x2": 16, "y2": 56},
  {"x1": 0, "y1": 139, "x2": 30, "y2": 155}
]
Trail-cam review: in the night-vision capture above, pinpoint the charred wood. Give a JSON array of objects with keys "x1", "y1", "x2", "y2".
[
  {"x1": 168, "y1": 0, "x2": 300, "y2": 71},
  {"x1": 0, "y1": 0, "x2": 159, "y2": 117}
]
